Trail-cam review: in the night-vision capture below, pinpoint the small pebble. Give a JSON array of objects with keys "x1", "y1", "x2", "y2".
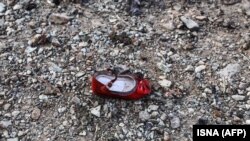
[
  {"x1": 232, "y1": 95, "x2": 245, "y2": 101},
  {"x1": 170, "y1": 116, "x2": 181, "y2": 128},
  {"x1": 195, "y1": 65, "x2": 206, "y2": 73},
  {"x1": 90, "y1": 106, "x2": 101, "y2": 117},
  {"x1": 31, "y1": 107, "x2": 41, "y2": 120}
]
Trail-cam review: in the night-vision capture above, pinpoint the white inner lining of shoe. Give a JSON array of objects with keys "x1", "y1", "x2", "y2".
[{"x1": 96, "y1": 75, "x2": 136, "y2": 92}]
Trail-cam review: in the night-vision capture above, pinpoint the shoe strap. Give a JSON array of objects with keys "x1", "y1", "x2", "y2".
[{"x1": 106, "y1": 68, "x2": 144, "y2": 88}]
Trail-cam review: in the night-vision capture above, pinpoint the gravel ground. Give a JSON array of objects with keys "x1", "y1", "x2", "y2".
[{"x1": 0, "y1": 0, "x2": 250, "y2": 141}]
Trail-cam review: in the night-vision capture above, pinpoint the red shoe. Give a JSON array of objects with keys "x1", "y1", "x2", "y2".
[{"x1": 91, "y1": 68, "x2": 151, "y2": 100}]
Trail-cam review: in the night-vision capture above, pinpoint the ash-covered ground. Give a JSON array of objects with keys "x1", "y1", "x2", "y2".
[{"x1": 0, "y1": 0, "x2": 250, "y2": 141}]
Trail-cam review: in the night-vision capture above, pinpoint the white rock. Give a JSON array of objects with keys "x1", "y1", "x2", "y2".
[
  {"x1": 79, "y1": 131, "x2": 87, "y2": 136},
  {"x1": 27, "y1": 57, "x2": 32, "y2": 63},
  {"x1": 148, "y1": 105, "x2": 159, "y2": 111},
  {"x1": 188, "y1": 108, "x2": 194, "y2": 113},
  {"x1": 0, "y1": 120, "x2": 12, "y2": 128},
  {"x1": 90, "y1": 106, "x2": 101, "y2": 117},
  {"x1": 158, "y1": 79, "x2": 172, "y2": 88},
  {"x1": 219, "y1": 63, "x2": 241, "y2": 81},
  {"x1": 25, "y1": 46, "x2": 37, "y2": 54},
  {"x1": 119, "y1": 123, "x2": 125, "y2": 127},
  {"x1": 170, "y1": 116, "x2": 181, "y2": 128},
  {"x1": 26, "y1": 70, "x2": 32, "y2": 75},
  {"x1": 246, "y1": 120, "x2": 250, "y2": 124},
  {"x1": 246, "y1": 104, "x2": 250, "y2": 110},
  {"x1": 13, "y1": 4, "x2": 22, "y2": 10},
  {"x1": 39, "y1": 95, "x2": 48, "y2": 100},
  {"x1": 204, "y1": 88, "x2": 212, "y2": 94},
  {"x1": 76, "y1": 72, "x2": 85, "y2": 78},
  {"x1": 79, "y1": 42, "x2": 88, "y2": 47},
  {"x1": 11, "y1": 111, "x2": 20, "y2": 117},
  {"x1": 232, "y1": 95, "x2": 245, "y2": 101},
  {"x1": 160, "y1": 113, "x2": 167, "y2": 120},
  {"x1": 180, "y1": 16, "x2": 199, "y2": 30},
  {"x1": 7, "y1": 138, "x2": 18, "y2": 141},
  {"x1": 58, "y1": 107, "x2": 66, "y2": 113},
  {"x1": 47, "y1": 0, "x2": 56, "y2": 6},
  {"x1": 157, "y1": 62, "x2": 172, "y2": 73},
  {"x1": 195, "y1": 16, "x2": 207, "y2": 20},
  {"x1": 201, "y1": 93, "x2": 207, "y2": 98},
  {"x1": 4, "y1": 103, "x2": 11, "y2": 110},
  {"x1": 17, "y1": 131, "x2": 25, "y2": 136},
  {"x1": 0, "y1": 3, "x2": 6, "y2": 13},
  {"x1": 0, "y1": 91, "x2": 5, "y2": 96},
  {"x1": 48, "y1": 62, "x2": 62, "y2": 73},
  {"x1": 195, "y1": 65, "x2": 206, "y2": 73},
  {"x1": 185, "y1": 65, "x2": 194, "y2": 72}
]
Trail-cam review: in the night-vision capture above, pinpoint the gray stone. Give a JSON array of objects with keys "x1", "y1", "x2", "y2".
[
  {"x1": 239, "y1": 82, "x2": 248, "y2": 90},
  {"x1": 29, "y1": 34, "x2": 47, "y2": 46},
  {"x1": 243, "y1": 0, "x2": 250, "y2": 16},
  {"x1": 49, "y1": 13, "x2": 72, "y2": 24},
  {"x1": 71, "y1": 96, "x2": 81, "y2": 105},
  {"x1": 232, "y1": 95, "x2": 245, "y2": 101},
  {"x1": 31, "y1": 107, "x2": 41, "y2": 120},
  {"x1": 0, "y1": 18, "x2": 4, "y2": 27},
  {"x1": 164, "y1": 132, "x2": 171, "y2": 141},
  {"x1": 7, "y1": 0, "x2": 15, "y2": 6},
  {"x1": 51, "y1": 38, "x2": 61, "y2": 47},
  {"x1": 25, "y1": 46, "x2": 37, "y2": 54},
  {"x1": 180, "y1": 16, "x2": 199, "y2": 30},
  {"x1": 0, "y1": 100, "x2": 4, "y2": 106},
  {"x1": 139, "y1": 110, "x2": 150, "y2": 121},
  {"x1": 247, "y1": 87, "x2": 250, "y2": 92},
  {"x1": 12, "y1": 111, "x2": 20, "y2": 118},
  {"x1": 161, "y1": 21, "x2": 176, "y2": 31}
]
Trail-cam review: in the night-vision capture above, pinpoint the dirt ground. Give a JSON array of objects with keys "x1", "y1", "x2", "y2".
[{"x1": 0, "y1": 0, "x2": 250, "y2": 141}]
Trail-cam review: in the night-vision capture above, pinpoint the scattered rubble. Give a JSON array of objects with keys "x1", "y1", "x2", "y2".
[{"x1": 0, "y1": 0, "x2": 249, "y2": 140}]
